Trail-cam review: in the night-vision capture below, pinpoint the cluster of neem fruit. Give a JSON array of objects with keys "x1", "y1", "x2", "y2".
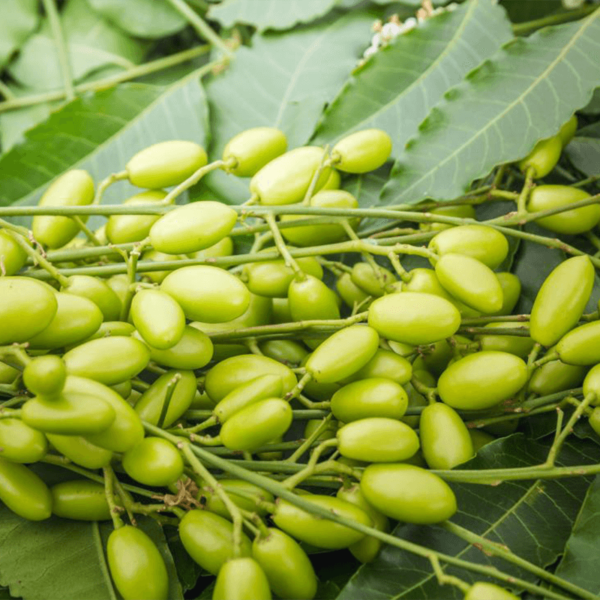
[{"x1": 0, "y1": 115, "x2": 597, "y2": 600}]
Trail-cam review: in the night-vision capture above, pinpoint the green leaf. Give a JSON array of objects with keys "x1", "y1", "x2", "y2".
[
  {"x1": 87, "y1": 0, "x2": 188, "y2": 39},
  {"x1": 0, "y1": 0, "x2": 40, "y2": 68},
  {"x1": 0, "y1": 76, "x2": 209, "y2": 216},
  {"x1": 581, "y1": 87, "x2": 600, "y2": 114},
  {"x1": 566, "y1": 137, "x2": 600, "y2": 177},
  {"x1": 202, "y1": 9, "x2": 376, "y2": 203},
  {"x1": 338, "y1": 434, "x2": 600, "y2": 600},
  {"x1": 381, "y1": 11, "x2": 600, "y2": 206},
  {"x1": 209, "y1": 0, "x2": 340, "y2": 31},
  {"x1": 312, "y1": 0, "x2": 512, "y2": 157},
  {"x1": 500, "y1": 0, "x2": 562, "y2": 23},
  {"x1": 554, "y1": 474, "x2": 600, "y2": 595}
]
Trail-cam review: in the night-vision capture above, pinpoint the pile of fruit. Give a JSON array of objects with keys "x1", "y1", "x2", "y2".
[{"x1": 1, "y1": 119, "x2": 599, "y2": 600}]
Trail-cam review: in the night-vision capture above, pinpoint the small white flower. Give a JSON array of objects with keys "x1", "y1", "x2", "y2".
[
  {"x1": 562, "y1": 0, "x2": 585, "y2": 8},
  {"x1": 431, "y1": 7, "x2": 444, "y2": 16},
  {"x1": 371, "y1": 32, "x2": 382, "y2": 47},
  {"x1": 363, "y1": 45, "x2": 378, "y2": 59},
  {"x1": 381, "y1": 22, "x2": 402, "y2": 40},
  {"x1": 446, "y1": 3, "x2": 458, "y2": 10},
  {"x1": 403, "y1": 17, "x2": 417, "y2": 32}
]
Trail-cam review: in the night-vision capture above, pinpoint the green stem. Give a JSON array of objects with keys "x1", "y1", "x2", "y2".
[
  {"x1": 286, "y1": 414, "x2": 334, "y2": 464},
  {"x1": 94, "y1": 171, "x2": 128, "y2": 205},
  {"x1": 161, "y1": 160, "x2": 229, "y2": 205},
  {"x1": 158, "y1": 373, "x2": 181, "y2": 429},
  {"x1": 516, "y1": 166, "x2": 535, "y2": 214},
  {"x1": 265, "y1": 213, "x2": 304, "y2": 278},
  {"x1": 103, "y1": 467, "x2": 124, "y2": 529},
  {"x1": 512, "y1": 3, "x2": 598, "y2": 35}
]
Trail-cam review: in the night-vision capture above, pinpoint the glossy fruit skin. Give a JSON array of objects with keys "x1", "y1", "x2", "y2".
[
  {"x1": 260, "y1": 340, "x2": 308, "y2": 366},
  {"x1": 51, "y1": 480, "x2": 111, "y2": 521},
  {"x1": 528, "y1": 347, "x2": 586, "y2": 396},
  {"x1": 143, "y1": 250, "x2": 184, "y2": 284},
  {"x1": 369, "y1": 292, "x2": 461, "y2": 345},
  {"x1": 141, "y1": 325, "x2": 214, "y2": 370},
  {"x1": 435, "y1": 253, "x2": 503, "y2": 314},
  {"x1": 336, "y1": 272, "x2": 371, "y2": 309},
  {"x1": 250, "y1": 146, "x2": 331, "y2": 205},
  {"x1": 0, "y1": 457, "x2": 52, "y2": 520},
  {"x1": 556, "y1": 322, "x2": 600, "y2": 365},
  {"x1": 127, "y1": 140, "x2": 207, "y2": 188},
  {"x1": 214, "y1": 374, "x2": 283, "y2": 423},
  {"x1": 135, "y1": 370, "x2": 196, "y2": 427},
  {"x1": 589, "y1": 407, "x2": 600, "y2": 436},
  {"x1": 289, "y1": 275, "x2": 340, "y2": 322},
  {"x1": 244, "y1": 257, "x2": 323, "y2": 298},
  {"x1": 420, "y1": 403, "x2": 474, "y2": 469},
  {"x1": 530, "y1": 256, "x2": 594, "y2": 347},
  {"x1": 23, "y1": 355, "x2": 66, "y2": 397},
  {"x1": 280, "y1": 190, "x2": 359, "y2": 247},
  {"x1": 438, "y1": 351, "x2": 528, "y2": 410},
  {"x1": 469, "y1": 429, "x2": 495, "y2": 453},
  {"x1": 123, "y1": 437, "x2": 183, "y2": 487},
  {"x1": 49, "y1": 432, "x2": 113, "y2": 468},
  {"x1": 107, "y1": 525, "x2": 169, "y2": 600},
  {"x1": 203, "y1": 479, "x2": 274, "y2": 519},
  {"x1": 0, "y1": 278, "x2": 58, "y2": 344},
  {"x1": 64, "y1": 337, "x2": 150, "y2": 385},
  {"x1": 105, "y1": 190, "x2": 166, "y2": 244},
  {"x1": 419, "y1": 205, "x2": 476, "y2": 232},
  {"x1": 179, "y1": 509, "x2": 252, "y2": 575},
  {"x1": 494, "y1": 272, "x2": 521, "y2": 316},
  {"x1": 150, "y1": 201, "x2": 237, "y2": 255},
  {"x1": 273, "y1": 495, "x2": 371, "y2": 549},
  {"x1": 62, "y1": 275, "x2": 121, "y2": 321},
  {"x1": 477, "y1": 323, "x2": 535, "y2": 358},
  {"x1": 558, "y1": 115, "x2": 578, "y2": 146},
  {"x1": 332, "y1": 129, "x2": 392, "y2": 173},
  {"x1": 0, "y1": 418, "x2": 47, "y2": 463},
  {"x1": 188, "y1": 236, "x2": 234, "y2": 261},
  {"x1": 304, "y1": 419, "x2": 339, "y2": 444},
  {"x1": 305, "y1": 325, "x2": 380, "y2": 383},
  {"x1": 362, "y1": 463, "x2": 457, "y2": 524},
  {"x1": 527, "y1": 185, "x2": 598, "y2": 234},
  {"x1": 465, "y1": 582, "x2": 519, "y2": 600},
  {"x1": 402, "y1": 380, "x2": 430, "y2": 429},
  {"x1": 583, "y1": 364, "x2": 600, "y2": 405},
  {"x1": 331, "y1": 378, "x2": 408, "y2": 422},
  {"x1": 162, "y1": 265, "x2": 250, "y2": 322},
  {"x1": 252, "y1": 528, "x2": 317, "y2": 600},
  {"x1": 0, "y1": 230, "x2": 27, "y2": 275},
  {"x1": 351, "y1": 262, "x2": 396, "y2": 297},
  {"x1": 131, "y1": 289, "x2": 185, "y2": 350},
  {"x1": 213, "y1": 558, "x2": 271, "y2": 600},
  {"x1": 221, "y1": 398, "x2": 292, "y2": 452},
  {"x1": 429, "y1": 225, "x2": 509, "y2": 269},
  {"x1": 223, "y1": 127, "x2": 287, "y2": 177},
  {"x1": 345, "y1": 348, "x2": 412, "y2": 385},
  {"x1": 33, "y1": 170, "x2": 94, "y2": 249},
  {"x1": 0, "y1": 362, "x2": 19, "y2": 385},
  {"x1": 337, "y1": 417, "x2": 419, "y2": 462},
  {"x1": 28, "y1": 292, "x2": 103, "y2": 350},
  {"x1": 518, "y1": 136, "x2": 562, "y2": 178},
  {"x1": 206, "y1": 355, "x2": 297, "y2": 403}
]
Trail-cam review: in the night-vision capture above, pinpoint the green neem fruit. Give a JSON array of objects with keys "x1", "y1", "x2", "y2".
[
  {"x1": 250, "y1": 147, "x2": 331, "y2": 205},
  {"x1": 205, "y1": 355, "x2": 297, "y2": 403},
  {"x1": 23, "y1": 355, "x2": 66, "y2": 397},
  {"x1": 420, "y1": 403, "x2": 474, "y2": 469},
  {"x1": 47, "y1": 433, "x2": 113, "y2": 469},
  {"x1": 193, "y1": 293, "x2": 272, "y2": 334},
  {"x1": 368, "y1": 292, "x2": 461, "y2": 345},
  {"x1": 223, "y1": 127, "x2": 287, "y2": 177},
  {"x1": 493, "y1": 272, "x2": 521, "y2": 316},
  {"x1": 336, "y1": 272, "x2": 371, "y2": 309},
  {"x1": 345, "y1": 348, "x2": 412, "y2": 385},
  {"x1": 106, "y1": 190, "x2": 167, "y2": 244},
  {"x1": 280, "y1": 190, "x2": 359, "y2": 247},
  {"x1": 589, "y1": 407, "x2": 600, "y2": 436},
  {"x1": 28, "y1": 292, "x2": 103, "y2": 350},
  {"x1": 202, "y1": 479, "x2": 274, "y2": 519},
  {"x1": 111, "y1": 380, "x2": 132, "y2": 399},
  {"x1": 62, "y1": 275, "x2": 121, "y2": 321},
  {"x1": 331, "y1": 378, "x2": 408, "y2": 422},
  {"x1": 0, "y1": 362, "x2": 19, "y2": 385},
  {"x1": 213, "y1": 558, "x2": 271, "y2": 600},
  {"x1": 476, "y1": 323, "x2": 535, "y2": 358},
  {"x1": 142, "y1": 250, "x2": 184, "y2": 284},
  {"x1": 403, "y1": 267, "x2": 453, "y2": 300},
  {"x1": 135, "y1": 370, "x2": 196, "y2": 427},
  {"x1": 64, "y1": 337, "x2": 150, "y2": 385},
  {"x1": 0, "y1": 457, "x2": 52, "y2": 521},
  {"x1": 260, "y1": 340, "x2": 308, "y2": 366},
  {"x1": 361, "y1": 463, "x2": 457, "y2": 524},
  {"x1": 179, "y1": 509, "x2": 252, "y2": 575},
  {"x1": 583, "y1": 364, "x2": 600, "y2": 405},
  {"x1": 51, "y1": 480, "x2": 111, "y2": 521},
  {"x1": 469, "y1": 429, "x2": 495, "y2": 453},
  {"x1": 33, "y1": 170, "x2": 94, "y2": 249},
  {"x1": 556, "y1": 321, "x2": 600, "y2": 366},
  {"x1": 527, "y1": 185, "x2": 598, "y2": 234},
  {"x1": 305, "y1": 325, "x2": 380, "y2": 383},
  {"x1": 465, "y1": 582, "x2": 519, "y2": 600},
  {"x1": 188, "y1": 236, "x2": 234, "y2": 261},
  {"x1": 214, "y1": 374, "x2": 283, "y2": 423},
  {"x1": 518, "y1": 136, "x2": 562, "y2": 178},
  {"x1": 529, "y1": 346, "x2": 587, "y2": 395},
  {"x1": 150, "y1": 201, "x2": 237, "y2": 255},
  {"x1": 272, "y1": 495, "x2": 371, "y2": 549},
  {"x1": 131, "y1": 289, "x2": 185, "y2": 350},
  {"x1": 289, "y1": 275, "x2": 340, "y2": 322},
  {"x1": 162, "y1": 265, "x2": 250, "y2": 322},
  {"x1": 419, "y1": 205, "x2": 476, "y2": 232},
  {"x1": 429, "y1": 225, "x2": 509, "y2": 269},
  {"x1": 122, "y1": 437, "x2": 184, "y2": 487},
  {"x1": 530, "y1": 256, "x2": 594, "y2": 347},
  {"x1": 402, "y1": 379, "x2": 430, "y2": 429},
  {"x1": 126, "y1": 140, "x2": 207, "y2": 189},
  {"x1": 244, "y1": 256, "x2": 323, "y2": 299},
  {"x1": 435, "y1": 254, "x2": 503, "y2": 314},
  {"x1": 140, "y1": 326, "x2": 214, "y2": 370},
  {"x1": 558, "y1": 115, "x2": 577, "y2": 147},
  {"x1": 0, "y1": 230, "x2": 27, "y2": 275},
  {"x1": 0, "y1": 278, "x2": 58, "y2": 344},
  {"x1": 304, "y1": 418, "x2": 339, "y2": 443},
  {"x1": 351, "y1": 262, "x2": 396, "y2": 297},
  {"x1": 331, "y1": 129, "x2": 392, "y2": 173},
  {"x1": 221, "y1": 398, "x2": 292, "y2": 452},
  {"x1": 438, "y1": 351, "x2": 528, "y2": 410},
  {"x1": 107, "y1": 525, "x2": 169, "y2": 600},
  {"x1": 337, "y1": 417, "x2": 419, "y2": 462},
  {"x1": 83, "y1": 321, "x2": 135, "y2": 343},
  {"x1": 0, "y1": 418, "x2": 47, "y2": 463},
  {"x1": 252, "y1": 528, "x2": 317, "y2": 600}
]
